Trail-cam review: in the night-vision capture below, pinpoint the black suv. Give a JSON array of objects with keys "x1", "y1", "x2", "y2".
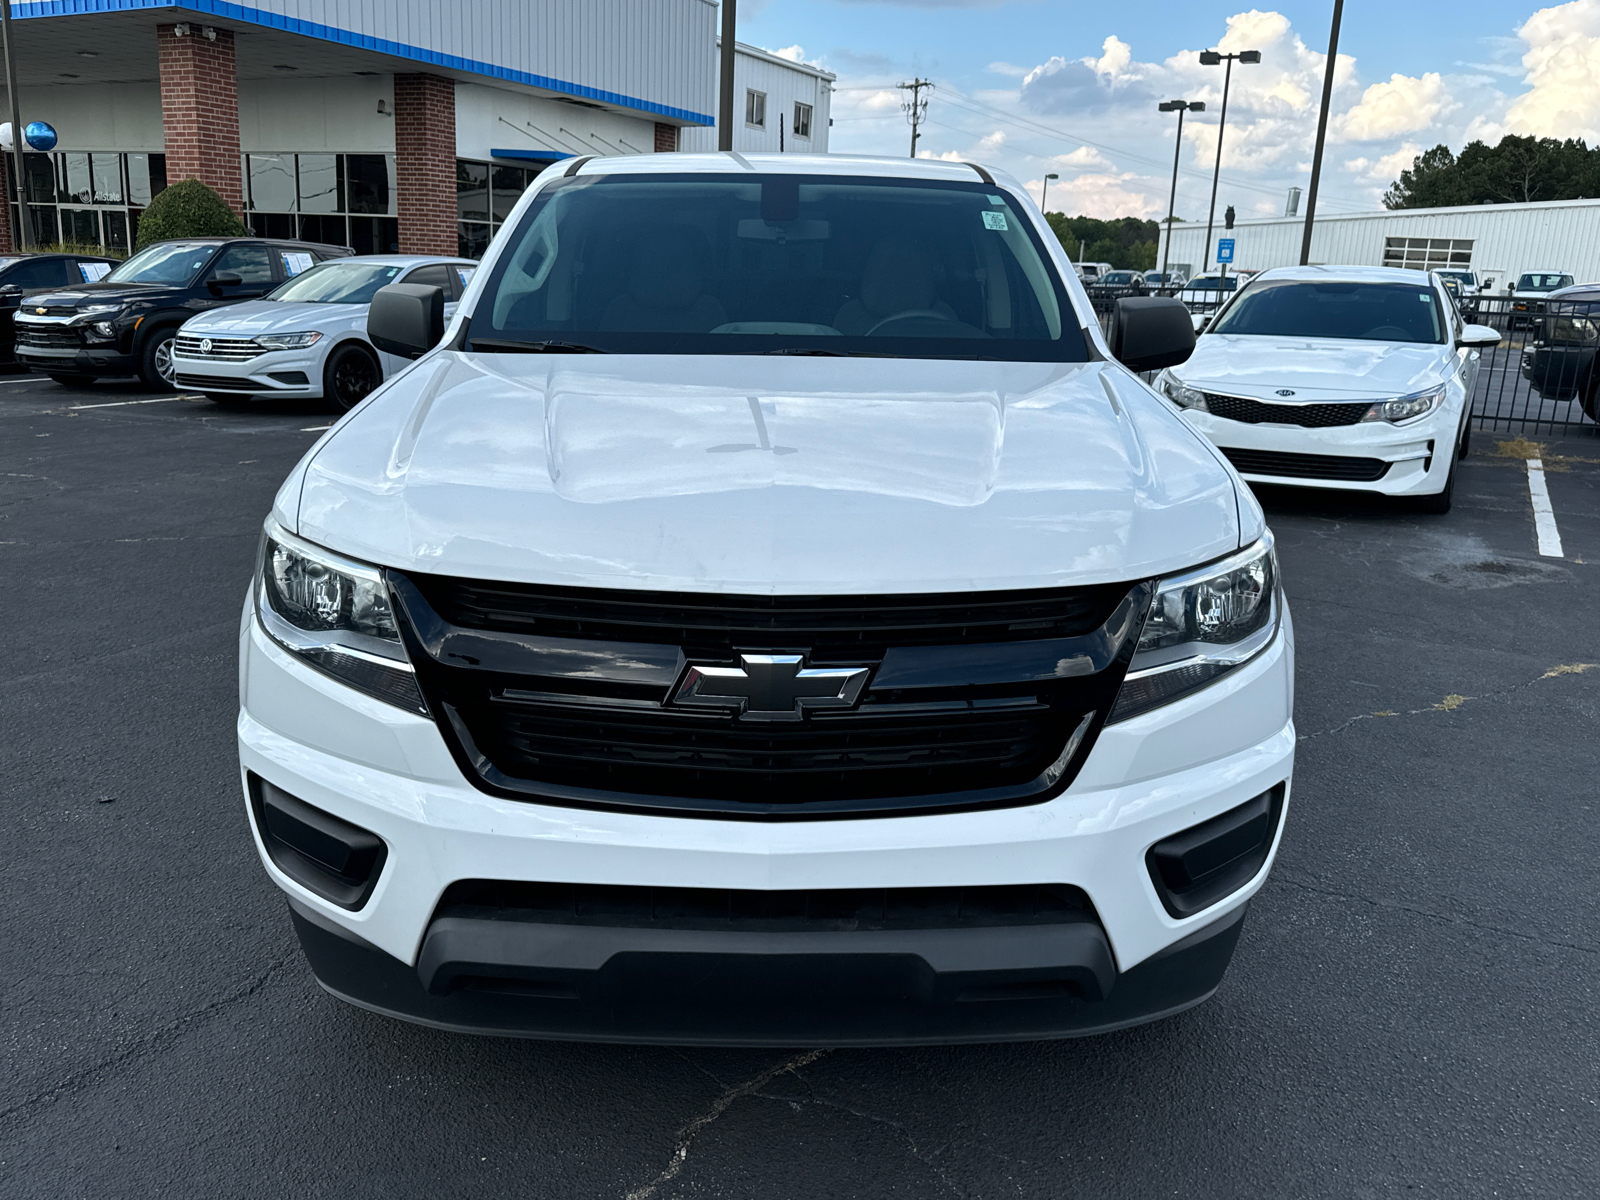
[
  {"x1": 15, "y1": 237, "x2": 352, "y2": 389},
  {"x1": 1521, "y1": 282, "x2": 1600, "y2": 419},
  {"x1": 0, "y1": 252, "x2": 120, "y2": 368}
]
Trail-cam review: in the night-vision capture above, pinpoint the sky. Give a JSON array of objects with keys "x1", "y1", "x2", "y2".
[{"x1": 735, "y1": 0, "x2": 1600, "y2": 225}]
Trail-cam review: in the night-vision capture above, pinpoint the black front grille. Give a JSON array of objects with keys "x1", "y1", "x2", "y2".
[
  {"x1": 176, "y1": 373, "x2": 256, "y2": 391},
  {"x1": 16, "y1": 327, "x2": 81, "y2": 349},
  {"x1": 1221, "y1": 447, "x2": 1392, "y2": 482},
  {"x1": 437, "y1": 879, "x2": 1097, "y2": 931},
  {"x1": 1204, "y1": 393, "x2": 1371, "y2": 427},
  {"x1": 393, "y1": 573, "x2": 1149, "y2": 819}
]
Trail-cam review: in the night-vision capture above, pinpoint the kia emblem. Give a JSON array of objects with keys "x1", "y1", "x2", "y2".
[{"x1": 1275, "y1": 389, "x2": 1296, "y2": 397}]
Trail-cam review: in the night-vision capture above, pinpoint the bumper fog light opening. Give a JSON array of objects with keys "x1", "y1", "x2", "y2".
[
  {"x1": 249, "y1": 774, "x2": 387, "y2": 910},
  {"x1": 1146, "y1": 784, "x2": 1285, "y2": 918}
]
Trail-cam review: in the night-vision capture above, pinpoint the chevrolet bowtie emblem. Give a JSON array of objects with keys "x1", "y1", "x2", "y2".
[
  {"x1": 34, "y1": 307, "x2": 44, "y2": 314},
  {"x1": 673, "y1": 653, "x2": 869, "y2": 722}
]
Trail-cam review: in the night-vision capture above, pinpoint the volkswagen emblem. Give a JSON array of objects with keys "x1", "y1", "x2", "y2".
[
  {"x1": 1275, "y1": 388, "x2": 1296, "y2": 397},
  {"x1": 673, "y1": 653, "x2": 869, "y2": 722},
  {"x1": 200, "y1": 338, "x2": 213, "y2": 354}
]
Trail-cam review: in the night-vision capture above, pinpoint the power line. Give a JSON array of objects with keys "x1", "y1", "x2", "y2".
[{"x1": 898, "y1": 78, "x2": 932, "y2": 158}]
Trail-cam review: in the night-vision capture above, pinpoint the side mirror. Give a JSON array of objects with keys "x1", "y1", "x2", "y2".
[
  {"x1": 369, "y1": 283, "x2": 445, "y2": 360},
  {"x1": 1109, "y1": 296, "x2": 1195, "y2": 372},
  {"x1": 206, "y1": 272, "x2": 243, "y2": 295},
  {"x1": 1458, "y1": 323, "x2": 1501, "y2": 348}
]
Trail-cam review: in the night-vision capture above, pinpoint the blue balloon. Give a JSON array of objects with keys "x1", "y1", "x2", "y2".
[{"x1": 24, "y1": 121, "x2": 57, "y2": 151}]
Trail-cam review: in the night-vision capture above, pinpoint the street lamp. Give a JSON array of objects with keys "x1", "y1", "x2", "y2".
[
  {"x1": 1198, "y1": 48, "x2": 1260, "y2": 272},
  {"x1": 1158, "y1": 99, "x2": 1204, "y2": 283},
  {"x1": 1041, "y1": 172, "x2": 1059, "y2": 213}
]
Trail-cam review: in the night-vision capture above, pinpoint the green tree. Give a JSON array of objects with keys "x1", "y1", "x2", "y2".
[
  {"x1": 1385, "y1": 136, "x2": 1600, "y2": 209},
  {"x1": 134, "y1": 178, "x2": 246, "y2": 250},
  {"x1": 1042, "y1": 213, "x2": 1160, "y2": 270}
]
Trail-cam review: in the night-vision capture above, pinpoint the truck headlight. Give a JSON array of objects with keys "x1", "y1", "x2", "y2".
[
  {"x1": 256, "y1": 520, "x2": 426, "y2": 714},
  {"x1": 1155, "y1": 369, "x2": 1209, "y2": 411},
  {"x1": 1109, "y1": 535, "x2": 1279, "y2": 722},
  {"x1": 1362, "y1": 385, "x2": 1444, "y2": 424},
  {"x1": 253, "y1": 331, "x2": 322, "y2": 350}
]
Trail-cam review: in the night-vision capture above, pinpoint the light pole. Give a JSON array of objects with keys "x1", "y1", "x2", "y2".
[
  {"x1": 1301, "y1": 0, "x2": 1344, "y2": 265},
  {"x1": 1158, "y1": 99, "x2": 1204, "y2": 283},
  {"x1": 1040, "y1": 172, "x2": 1059, "y2": 213},
  {"x1": 1198, "y1": 48, "x2": 1259, "y2": 272},
  {"x1": 1, "y1": 0, "x2": 28, "y2": 249},
  {"x1": 717, "y1": 0, "x2": 736, "y2": 151}
]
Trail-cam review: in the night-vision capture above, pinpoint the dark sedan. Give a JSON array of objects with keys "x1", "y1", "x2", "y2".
[
  {"x1": 1521, "y1": 282, "x2": 1600, "y2": 418},
  {"x1": 0, "y1": 252, "x2": 120, "y2": 369}
]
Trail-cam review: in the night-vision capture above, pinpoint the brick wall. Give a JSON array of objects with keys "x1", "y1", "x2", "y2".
[
  {"x1": 394, "y1": 74, "x2": 457, "y2": 255},
  {"x1": 157, "y1": 24, "x2": 242, "y2": 215},
  {"x1": 654, "y1": 122, "x2": 679, "y2": 153}
]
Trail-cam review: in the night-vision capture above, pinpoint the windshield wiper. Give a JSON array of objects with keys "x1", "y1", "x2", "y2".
[{"x1": 468, "y1": 338, "x2": 608, "y2": 354}]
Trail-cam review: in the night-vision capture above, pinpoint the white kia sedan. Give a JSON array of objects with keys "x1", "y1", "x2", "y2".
[
  {"x1": 1157, "y1": 265, "x2": 1501, "y2": 512},
  {"x1": 173, "y1": 255, "x2": 476, "y2": 411}
]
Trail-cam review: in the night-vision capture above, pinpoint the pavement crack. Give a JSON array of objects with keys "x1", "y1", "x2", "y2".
[
  {"x1": 1273, "y1": 876, "x2": 1598, "y2": 957},
  {"x1": 1298, "y1": 661, "x2": 1597, "y2": 742},
  {"x1": 623, "y1": 1048, "x2": 828, "y2": 1200},
  {"x1": 0, "y1": 957, "x2": 291, "y2": 1127}
]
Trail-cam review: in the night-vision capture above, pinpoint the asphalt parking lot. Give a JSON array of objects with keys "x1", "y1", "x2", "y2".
[{"x1": 3, "y1": 373, "x2": 1598, "y2": 1199}]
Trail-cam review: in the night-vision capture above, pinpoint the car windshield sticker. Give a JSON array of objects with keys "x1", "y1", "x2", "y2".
[
  {"x1": 987, "y1": 194, "x2": 1005, "y2": 205},
  {"x1": 456, "y1": 266, "x2": 476, "y2": 288},
  {"x1": 78, "y1": 261, "x2": 111, "y2": 282},
  {"x1": 281, "y1": 251, "x2": 314, "y2": 277},
  {"x1": 981, "y1": 211, "x2": 1008, "y2": 231},
  {"x1": 1420, "y1": 294, "x2": 1432, "y2": 303}
]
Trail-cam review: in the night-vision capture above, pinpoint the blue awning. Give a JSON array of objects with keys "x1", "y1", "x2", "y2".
[{"x1": 490, "y1": 148, "x2": 574, "y2": 163}]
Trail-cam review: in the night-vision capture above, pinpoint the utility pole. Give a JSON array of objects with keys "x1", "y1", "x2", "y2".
[
  {"x1": 1158, "y1": 99, "x2": 1204, "y2": 282},
  {"x1": 1301, "y1": 0, "x2": 1343, "y2": 265},
  {"x1": 1, "y1": 0, "x2": 28, "y2": 249},
  {"x1": 1198, "y1": 48, "x2": 1260, "y2": 271},
  {"x1": 717, "y1": 0, "x2": 737, "y2": 152},
  {"x1": 899, "y1": 78, "x2": 931, "y2": 158}
]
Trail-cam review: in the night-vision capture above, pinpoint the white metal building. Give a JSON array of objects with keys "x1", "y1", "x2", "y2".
[
  {"x1": 1159, "y1": 198, "x2": 1600, "y2": 291},
  {"x1": 679, "y1": 41, "x2": 834, "y2": 154}
]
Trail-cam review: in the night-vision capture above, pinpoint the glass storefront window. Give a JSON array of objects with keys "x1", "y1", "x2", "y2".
[
  {"x1": 298, "y1": 154, "x2": 342, "y2": 214},
  {"x1": 491, "y1": 165, "x2": 530, "y2": 223},
  {"x1": 248, "y1": 153, "x2": 296, "y2": 212},
  {"x1": 62, "y1": 153, "x2": 93, "y2": 205},
  {"x1": 62, "y1": 208, "x2": 100, "y2": 245},
  {"x1": 457, "y1": 161, "x2": 489, "y2": 222},
  {"x1": 91, "y1": 153, "x2": 123, "y2": 204},
  {"x1": 346, "y1": 155, "x2": 395, "y2": 215}
]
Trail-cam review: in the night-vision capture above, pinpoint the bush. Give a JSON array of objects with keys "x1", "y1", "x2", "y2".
[
  {"x1": 133, "y1": 178, "x2": 246, "y2": 250},
  {"x1": 38, "y1": 241, "x2": 126, "y2": 260}
]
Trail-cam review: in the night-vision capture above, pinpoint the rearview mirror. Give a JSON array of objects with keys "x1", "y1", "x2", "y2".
[
  {"x1": 1109, "y1": 297, "x2": 1195, "y2": 372},
  {"x1": 1458, "y1": 323, "x2": 1501, "y2": 348},
  {"x1": 369, "y1": 283, "x2": 445, "y2": 360}
]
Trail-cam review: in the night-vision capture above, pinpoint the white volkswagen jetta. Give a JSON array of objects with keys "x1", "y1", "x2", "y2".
[
  {"x1": 239, "y1": 154, "x2": 1294, "y2": 1044},
  {"x1": 174, "y1": 255, "x2": 475, "y2": 411},
  {"x1": 1157, "y1": 266, "x2": 1501, "y2": 513}
]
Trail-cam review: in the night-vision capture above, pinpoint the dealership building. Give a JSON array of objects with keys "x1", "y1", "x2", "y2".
[
  {"x1": 0, "y1": 0, "x2": 828, "y2": 259},
  {"x1": 1158, "y1": 197, "x2": 1600, "y2": 290}
]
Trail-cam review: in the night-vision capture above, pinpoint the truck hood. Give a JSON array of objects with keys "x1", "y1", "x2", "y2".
[
  {"x1": 23, "y1": 281, "x2": 176, "y2": 308},
  {"x1": 182, "y1": 300, "x2": 366, "y2": 335},
  {"x1": 1175, "y1": 333, "x2": 1451, "y2": 401},
  {"x1": 289, "y1": 354, "x2": 1244, "y2": 595}
]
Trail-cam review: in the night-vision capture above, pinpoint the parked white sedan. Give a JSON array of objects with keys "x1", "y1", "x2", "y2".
[
  {"x1": 173, "y1": 255, "x2": 476, "y2": 411},
  {"x1": 1157, "y1": 265, "x2": 1501, "y2": 512}
]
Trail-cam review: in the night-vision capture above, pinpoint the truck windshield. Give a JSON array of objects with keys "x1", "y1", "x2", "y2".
[
  {"x1": 1209, "y1": 279, "x2": 1446, "y2": 344},
  {"x1": 104, "y1": 242, "x2": 218, "y2": 285},
  {"x1": 1518, "y1": 273, "x2": 1572, "y2": 290},
  {"x1": 468, "y1": 173, "x2": 1088, "y2": 360},
  {"x1": 268, "y1": 261, "x2": 404, "y2": 304}
]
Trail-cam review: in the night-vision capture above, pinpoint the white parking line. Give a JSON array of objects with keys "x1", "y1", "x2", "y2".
[
  {"x1": 67, "y1": 396, "x2": 190, "y2": 409},
  {"x1": 1526, "y1": 458, "x2": 1564, "y2": 558},
  {"x1": 300, "y1": 424, "x2": 333, "y2": 432}
]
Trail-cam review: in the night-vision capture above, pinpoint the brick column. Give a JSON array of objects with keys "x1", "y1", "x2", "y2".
[
  {"x1": 394, "y1": 74, "x2": 457, "y2": 254},
  {"x1": 157, "y1": 24, "x2": 243, "y2": 216},
  {"x1": 654, "y1": 122, "x2": 678, "y2": 153}
]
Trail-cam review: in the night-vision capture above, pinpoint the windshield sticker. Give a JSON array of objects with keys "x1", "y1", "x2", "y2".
[
  {"x1": 281, "y1": 251, "x2": 314, "y2": 277},
  {"x1": 1420, "y1": 294, "x2": 1433, "y2": 302},
  {"x1": 981, "y1": 211, "x2": 1009, "y2": 231},
  {"x1": 78, "y1": 261, "x2": 112, "y2": 282},
  {"x1": 456, "y1": 266, "x2": 476, "y2": 288},
  {"x1": 987, "y1": 194, "x2": 1006, "y2": 205}
]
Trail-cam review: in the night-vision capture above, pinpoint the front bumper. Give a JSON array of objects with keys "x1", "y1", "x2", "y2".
[
  {"x1": 1180, "y1": 407, "x2": 1458, "y2": 495},
  {"x1": 1522, "y1": 344, "x2": 1595, "y2": 402},
  {"x1": 239, "y1": 594, "x2": 1295, "y2": 1044},
  {"x1": 16, "y1": 344, "x2": 137, "y2": 376},
  {"x1": 173, "y1": 345, "x2": 326, "y2": 397}
]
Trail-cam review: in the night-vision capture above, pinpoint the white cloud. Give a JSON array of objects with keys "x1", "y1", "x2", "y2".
[
  {"x1": 1345, "y1": 143, "x2": 1425, "y2": 183},
  {"x1": 1497, "y1": 0, "x2": 1600, "y2": 140},
  {"x1": 766, "y1": 45, "x2": 820, "y2": 68},
  {"x1": 988, "y1": 61, "x2": 1029, "y2": 77},
  {"x1": 1033, "y1": 172, "x2": 1163, "y2": 219},
  {"x1": 1054, "y1": 146, "x2": 1114, "y2": 170},
  {"x1": 1336, "y1": 73, "x2": 1455, "y2": 140}
]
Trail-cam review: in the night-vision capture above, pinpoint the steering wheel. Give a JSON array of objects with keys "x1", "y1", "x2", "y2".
[
  {"x1": 1363, "y1": 325, "x2": 1411, "y2": 340},
  {"x1": 864, "y1": 309, "x2": 956, "y2": 336}
]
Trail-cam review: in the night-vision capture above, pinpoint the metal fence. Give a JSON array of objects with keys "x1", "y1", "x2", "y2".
[{"x1": 1090, "y1": 291, "x2": 1600, "y2": 438}]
